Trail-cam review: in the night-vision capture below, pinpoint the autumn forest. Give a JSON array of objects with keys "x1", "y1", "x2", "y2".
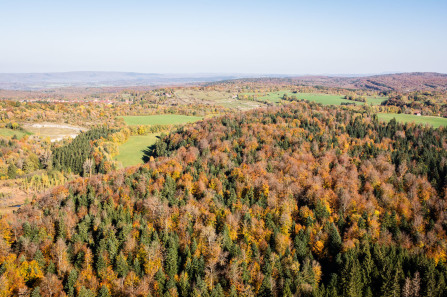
[{"x1": 0, "y1": 73, "x2": 446, "y2": 297}]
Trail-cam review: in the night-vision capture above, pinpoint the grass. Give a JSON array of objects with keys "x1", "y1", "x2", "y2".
[
  {"x1": 121, "y1": 114, "x2": 203, "y2": 126},
  {"x1": 118, "y1": 114, "x2": 203, "y2": 167},
  {"x1": 0, "y1": 128, "x2": 31, "y2": 139},
  {"x1": 241, "y1": 91, "x2": 387, "y2": 106},
  {"x1": 115, "y1": 134, "x2": 160, "y2": 167},
  {"x1": 173, "y1": 89, "x2": 267, "y2": 110},
  {"x1": 377, "y1": 113, "x2": 447, "y2": 128}
]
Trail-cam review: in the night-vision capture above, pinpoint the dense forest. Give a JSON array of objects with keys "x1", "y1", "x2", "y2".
[
  {"x1": 52, "y1": 127, "x2": 117, "y2": 176},
  {"x1": 0, "y1": 101, "x2": 446, "y2": 296}
]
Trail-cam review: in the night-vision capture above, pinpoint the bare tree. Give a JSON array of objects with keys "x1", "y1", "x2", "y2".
[{"x1": 83, "y1": 158, "x2": 94, "y2": 177}]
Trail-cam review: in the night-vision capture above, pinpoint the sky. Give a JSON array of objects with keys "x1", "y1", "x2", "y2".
[{"x1": 0, "y1": 0, "x2": 446, "y2": 74}]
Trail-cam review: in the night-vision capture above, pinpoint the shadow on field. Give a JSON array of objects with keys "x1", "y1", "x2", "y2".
[{"x1": 142, "y1": 135, "x2": 161, "y2": 163}]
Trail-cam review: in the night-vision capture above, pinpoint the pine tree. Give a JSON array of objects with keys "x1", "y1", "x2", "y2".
[
  {"x1": 65, "y1": 269, "x2": 78, "y2": 297},
  {"x1": 7, "y1": 164, "x2": 17, "y2": 179},
  {"x1": 229, "y1": 285, "x2": 238, "y2": 297},
  {"x1": 165, "y1": 238, "x2": 178, "y2": 279},
  {"x1": 328, "y1": 223, "x2": 342, "y2": 255},
  {"x1": 283, "y1": 279, "x2": 293, "y2": 297},
  {"x1": 96, "y1": 253, "x2": 107, "y2": 276},
  {"x1": 258, "y1": 276, "x2": 273, "y2": 297},
  {"x1": 155, "y1": 269, "x2": 166, "y2": 294},
  {"x1": 46, "y1": 261, "x2": 56, "y2": 274},
  {"x1": 115, "y1": 252, "x2": 129, "y2": 278},
  {"x1": 222, "y1": 225, "x2": 233, "y2": 251},
  {"x1": 341, "y1": 256, "x2": 363, "y2": 297},
  {"x1": 326, "y1": 273, "x2": 339, "y2": 297},
  {"x1": 34, "y1": 250, "x2": 46, "y2": 269},
  {"x1": 178, "y1": 272, "x2": 190, "y2": 297},
  {"x1": 78, "y1": 286, "x2": 95, "y2": 297},
  {"x1": 98, "y1": 286, "x2": 111, "y2": 297},
  {"x1": 133, "y1": 257, "x2": 142, "y2": 276},
  {"x1": 31, "y1": 287, "x2": 41, "y2": 297},
  {"x1": 211, "y1": 283, "x2": 224, "y2": 297}
]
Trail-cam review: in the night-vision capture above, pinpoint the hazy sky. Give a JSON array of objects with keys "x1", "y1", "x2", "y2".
[{"x1": 1, "y1": 0, "x2": 446, "y2": 74}]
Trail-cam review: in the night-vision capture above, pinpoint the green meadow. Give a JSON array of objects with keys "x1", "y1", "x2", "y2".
[
  {"x1": 115, "y1": 134, "x2": 160, "y2": 167},
  {"x1": 242, "y1": 91, "x2": 387, "y2": 106},
  {"x1": 0, "y1": 128, "x2": 31, "y2": 139},
  {"x1": 121, "y1": 114, "x2": 203, "y2": 126},
  {"x1": 377, "y1": 113, "x2": 447, "y2": 128},
  {"x1": 117, "y1": 114, "x2": 203, "y2": 167}
]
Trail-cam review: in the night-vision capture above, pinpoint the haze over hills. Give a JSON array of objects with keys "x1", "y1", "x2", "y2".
[
  {"x1": 1, "y1": 71, "x2": 446, "y2": 92},
  {"x1": 0, "y1": 72, "x2": 260, "y2": 90}
]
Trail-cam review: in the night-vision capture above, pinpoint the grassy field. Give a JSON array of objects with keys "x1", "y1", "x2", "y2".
[
  {"x1": 0, "y1": 128, "x2": 31, "y2": 139},
  {"x1": 173, "y1": 89, "x2": 265, "y2": 110},
  {"x1": 115, "y1": 134, "x2": 160, "y2": 167},
  {"x1": 242, "y1": 91, "x2": 387, "y2": 106},
  {"x1": 377, "y1": 113, "x2": 447, "y2": 128},
  {"x1": 121, "y1": 114, "x2": 203, "y2": 126}
]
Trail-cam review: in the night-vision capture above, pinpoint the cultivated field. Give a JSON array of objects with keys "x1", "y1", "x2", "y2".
[
  {"x1": 115, "y1": 134, "x2": 160, "y2": 167},
  {"x1": 377, "y1": 113, "x2": 447, "y2": 128},
  {"x1": 174, "y1": 89, "x2": 267, "y2": 109},
  {"x1": 121, "y1": 114, "x2": 203, "y2": 126},
  {"x1": 242, "y1": 91, "x2": 387, "y2": 105}
]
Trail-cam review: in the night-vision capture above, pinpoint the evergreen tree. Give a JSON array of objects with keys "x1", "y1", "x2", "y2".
[
  {"x1": 31, "y1": 287, "x2": 41, "y2": 297},
  {"x1": 328, "y1": 223, "x2": 342, "y2": 255},
  {"x1": 65, "y1": 269, "x2": 78, "y2": 297},
  {"x1": 165, "y1": 237, "x2": 178, "y2": 279},
  {"x1": 258, "y1": 276, "x2": 273, "y2": 297},
  {"x1": 211, "y1": 283, "x2": 224, "y2": 297},
  {"x1": 7, "y1": 164, "x2": 17, "y2": 179},
  {"x1": 78, "y1": 287, "x2": 95, "y2": 297},
  {"x1": 98, "y1": 285, "x2": 111, "y2": 297},
  {"x1": 341, "y1": 256, "x2": 363, "y2": 297},
  {"x1": 115, "y1": 252, "x2": 129, "y2": 278}
]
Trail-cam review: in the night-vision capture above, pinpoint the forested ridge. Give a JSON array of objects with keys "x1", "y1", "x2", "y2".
[{"x1": 0, "y1": 102, "x2": 446, "y2": 296}]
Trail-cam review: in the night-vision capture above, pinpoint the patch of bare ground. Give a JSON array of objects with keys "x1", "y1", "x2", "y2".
[{"x1": 0, "y1": 180, "x2": 37, "y2": 214}]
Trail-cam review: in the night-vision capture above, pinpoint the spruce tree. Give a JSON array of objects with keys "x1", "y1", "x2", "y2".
[
  {"x1": 65, "y1": 269, "x2": 78, "y2": 297},
  {"x1": 98, "y1": 286, "x2": 111, "y2": 297},
  {"x1": 115, "y1": 252, "x2": 129, "y2": 278},
  {"x1": 31, "y1": 287, "x2": 41, "y2": 297},
  {"x1": 165, "y1": 238, "x2": 178, "y2": 279}
]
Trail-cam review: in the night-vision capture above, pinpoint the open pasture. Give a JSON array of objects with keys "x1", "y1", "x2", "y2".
[
  {"x1": 115, "y1": 134, "x2": 160, "y2": 167},
  {"x1": 121, "y1": 114, "x2": 203, "y2": 126},
  {"x1": 377, "y1": 113, "x2": 447, "y2": 128}
]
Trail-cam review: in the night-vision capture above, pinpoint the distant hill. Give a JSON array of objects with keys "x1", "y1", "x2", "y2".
[
  {"x1": 1, "y1": 71, "x2": 446, "y2": 92},
  {"x1": 0, "y1": 72, "x2": 250, "y2": 90},
  {"x1": 218, "y1": 72, "x2": 447, "y2": 93},
  {"x1": 349, "y1": 72, "x2": 447, "y2": 92}
]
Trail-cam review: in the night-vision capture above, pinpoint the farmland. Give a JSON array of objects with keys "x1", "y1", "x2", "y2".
[
  {"x1": 377, "y1": 113, "x2": 447, "y2": 128},
  {"x1": 121, "y1": 114, "x2": 203, "y2": 126},
  {"x1": 241, "y1": 91, "x2": 387, "y2": 105},
  {"x1": 173, "y1": 88, "x2": 265, "y2": 109}
]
